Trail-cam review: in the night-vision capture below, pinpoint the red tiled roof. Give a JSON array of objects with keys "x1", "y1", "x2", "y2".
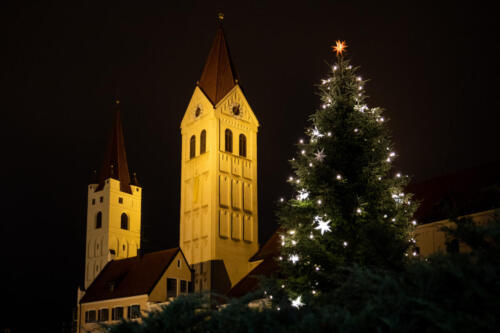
[
  {"x1": 198, "y1": 25, "x2": 238, "y2": 105},
  {"x1": 81, "y1": 248, "x2": 181, "y2": 303},
  {"x1": 95, "y1": 100, "x2": 132, "y2": 194},
  {"x1": 227, "y1": 257, "x2": 279, "y2": 298}
]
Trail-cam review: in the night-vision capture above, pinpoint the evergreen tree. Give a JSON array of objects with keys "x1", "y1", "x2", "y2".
[{"x1": 277, "y1": 42, "x2": 417, "y2": 302}]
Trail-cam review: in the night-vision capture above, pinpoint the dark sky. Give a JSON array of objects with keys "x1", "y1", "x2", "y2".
[{"x1": 1, "y1": 1, "x2": 499, "y2": 331}]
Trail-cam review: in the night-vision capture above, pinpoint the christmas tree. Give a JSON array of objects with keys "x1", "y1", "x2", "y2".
[{"x1": 277, "y1": 41, "x2": 418, "y2": 303}]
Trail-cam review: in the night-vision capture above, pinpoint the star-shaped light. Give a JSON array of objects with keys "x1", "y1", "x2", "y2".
[
  {"x1": 291, "y1": 295, "x2": 304, "y2": 308},
  {"x1": 289, "y1": 254, "x2": 299, "y2": 264},
  {"x1": 314, "y1": 149, "x2": 326, "y2": 162},
  {"x1": 296, "y1": 189, "x2": 309, "y2": 201},
  {"x1": 311, "y1": 126, "x2": 324, "y2": 139},
  {"x1": 332, "y1": 40, "x2": 347, "y2": 56},
  {"x1": 314, "y1": 215, "x2": 331, "y2": 235}
]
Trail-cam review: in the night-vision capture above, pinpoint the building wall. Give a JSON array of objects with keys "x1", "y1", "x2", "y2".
[
  {"x1": 85, "y1": 178, "x2": 142, "y2": 289},
  {"x1": 415, "y1": 209, "x2": 494, "y2": 257},
  {"x1": 179, "y1": 86, "x2": 259, "y2": 290},
  {"x1": 78, "y1": 295, "x2": 148, "y2": 333}
]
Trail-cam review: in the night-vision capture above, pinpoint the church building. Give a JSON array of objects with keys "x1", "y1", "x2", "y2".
[{"x1": 76, "y1": 18, "x2": 261, "y2": 332}]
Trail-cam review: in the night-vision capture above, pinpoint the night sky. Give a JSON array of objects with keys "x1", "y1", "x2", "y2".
[{"x1": 1, "y1": 1, "x2": 499, "y2": 331}]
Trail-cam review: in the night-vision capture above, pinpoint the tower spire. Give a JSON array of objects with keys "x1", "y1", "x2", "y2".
[
  {"x1": 198, "y1": 15, "x2": 239, "y2": 105},
  {"x1": 96, "y1": 99, "x2": 132, "y2": 194}
]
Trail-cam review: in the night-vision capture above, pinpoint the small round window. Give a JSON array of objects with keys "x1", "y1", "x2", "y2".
[{"x1": 232, "y1": 105, "x2": 240, "y2": 116}]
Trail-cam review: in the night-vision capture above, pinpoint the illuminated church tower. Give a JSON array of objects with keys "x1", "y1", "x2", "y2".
[
  {"x1": 84, "y1": 100, "x2": 142, "y2": 289},
  {"x1": 179, "y1": 19, "x2": 259, "y2": 293}
]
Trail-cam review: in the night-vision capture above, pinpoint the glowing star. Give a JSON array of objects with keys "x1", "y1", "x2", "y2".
[
  {"x1": 332, "y1": 40, "x2": 347, "y2": 56},
  {"x1": 314, "y1": 148, "x2": 326, "y2": 162},
  {"x1": 289, "y1": 254, "x2": 300, "y2": 264},
  {"x1": 311, "y1": 126, "x2": 324, "y2": 139},
  {"x1": 296, "y1": 189, "x2": 309, "y2": 201},
  {"x1": 291, "y1": 295, "x2": 304, "y2": 308},
  {"x1": 314, "y1": 215, "x2": 332, "y2": 235}
]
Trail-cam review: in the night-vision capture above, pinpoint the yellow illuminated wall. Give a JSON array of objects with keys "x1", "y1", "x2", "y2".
[
  {"x1": 179, "y1": 84, "x2": 259, "y2": 288},
  {"x1": 84, "y1": 178, "x2": 142, "y2": 289}
]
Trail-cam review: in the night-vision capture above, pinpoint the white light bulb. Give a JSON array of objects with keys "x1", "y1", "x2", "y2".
[
  {"x1": 296, "y1": 179, "x2": 300, "y2": 184},
  {"x1": 289, "y1": 230, "x2": 295, "y2": 235},
  {"x1": 301, "y1": 150, "x2": 306, "y2": 155},
  {"x1": 396, "y1": 173, "x2": 401, "y2": 178},
  {"x1": 333, "y1": 65, "x2": 338, "y2": 71},
  {"x1": 383, "y1": 214, "x2": 387, "y2": 218},
  {"x1": 327, "y1": 132, "x2": 332, "y2": 136},
  {"x1": 289, "y1": 254, "x2": 299, "y2": 264},
  {"x1": 358, "y1": 86, "x2": 363, "y2": 90},
  {"x1": 412, "y1": 220, "x2": 417, "y2": 225},
  {"x1": 357, "y1": 76, "x2": 362, "y2": 81},
  {"x1": 356, "y1": 208, "x2": 362, "y2": 214},
  {"x1": 354, "y1": 128, "x2": 359, "y2": 133},
  {"x1": 392, "y1": 218, "x2": 396, "y2": 222},
  {"x1": 317, "y1": 199, "x2": 322, "y2": 205},
  {"x1": 309, "y1": 162, "x2": 313, "y2": 167},
  {"x1": 299, "y1": 139, "x2": 304, "y2": 144},
  {"x1": 289, "y1": 176, "x2": 294, "y2": 181},
  {"x1": 336, "y1": 174, "x2": 342, "y2": 180},
  {"x1": 343, "y1": 241, "x2": 348, "y2": 247},
  {"x1": 390, "y1": 152, "x2": 396, "y2": 157},
  {"x1": 292, "y1": 240, "x2": 297, "y2": 245},
  {"x1": 280, "y1": 198, "x2": 284, "y2": 202}
]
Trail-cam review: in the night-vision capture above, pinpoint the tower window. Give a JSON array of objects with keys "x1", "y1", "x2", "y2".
[
  {"x1": 200, "y1": 130, "x2": 206, "y2": 154},
  {"x1": 118, "y1": 197, "x2": 123, "y2": 204},
  {"x1": 225, "y1": 129, "x2": 233, "y2": 153},
  {"x1": 96, "y1": 211, "x2": 102, "y2": 229},
  {"x1": 92, "y1": 198, "x2": 95, "y2": 205},
  {"x1": 239, "y1": 134, "x2": 247, "y2": 157},
  {"x1": 190, "y1": 135, "x2": 196, "y2": 159},
  {"x1": 100, "y1": 196, "x2": 103, "y2": 203},
  {"x1": 177, "y1": 259, "x2": 181, "y2": 268},
  {"x1": 121, "y1": 213, "x2": 129, "y2": 230}
]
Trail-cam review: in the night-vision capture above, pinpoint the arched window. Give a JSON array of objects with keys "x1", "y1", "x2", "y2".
[
  {"x1": 239, "y1": 134, "x2": 247, "y2": 157},
  {"x1": 96, "y1": 211, "x2": 102, "y2": 229},
  {"x1": 121, "y1": 213, "x2": 129, "y2": 230},
  {"x1": 225, "y1": 129, "x2": 233, "y2": 153},
  {"x1": 200, "y1": 130, "x2": 206, "y2": 154},
  {"x1": 189, "y1": 135, "x2": 196, "y2": 159}
]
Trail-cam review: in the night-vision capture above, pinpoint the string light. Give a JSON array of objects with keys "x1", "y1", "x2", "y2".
[
  {"x1": 356, "y1": 208, "x2": 362, "y2": 214},
  {"x1": 301, "y1": 150, "x2": 306, "y2": 155},
  {"x1": 412, "y1": 220, "x2": 417, "y2": 226},
  {"x1": 343, "y1": 241, "x2": 348, "y2": 247},
  {"x1": 317, "y1": 199, "x2": 322, "y2": 205},
  {"x1": 336, "y1": 174, "x2": 342, "y2": 180},
  {"x1": 327, "y1": 132, "x2": 332, "y2": 136},
  {"x1": 299, "y1": 139, "x2": 304, "y2": 144},
  {"x1": 280, "y1": 198, "x2": 284, "y2": 202},
  {"x1": 354, "y1": 128, "x2": 359, "y2": 133},
  {"x1": 289, "y1": 230, "x2": 296, "y2": 235}
]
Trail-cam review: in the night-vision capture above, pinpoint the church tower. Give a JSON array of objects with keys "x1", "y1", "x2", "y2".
[
  {"x1": 179, "y1": 19, "x2": 260, "y2": 293},
  {"x1": 84, "y1": 100, "x2": 142, "y2": 289}
]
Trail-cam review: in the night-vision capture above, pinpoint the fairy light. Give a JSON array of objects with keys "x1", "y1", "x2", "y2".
[
  {"x1": 390, "y1": 152, "x2": 396, "y2": 157},
  {"x1": 296, "y1": 179, "x2": 301, "y2": 184},
  {"x1": 327, "y1": 132, "x2": 332, "y2": 136},
  {"x1": 396, "y1": 173, "x2": 401, "y2": 178},
  {"x1": 280, "y1": 197, "x2": 284, "y2": 202},
  {"x1": 291, "y1": 295, "x2": 304, "y2": 308},
  {"x1": 336, "y1": 174, "x2": 342, "y2": 180},
  {"x1": 299, "y1": 139, "x2": 304, "y2": 144},
  {"x1": 301, "y1": 150, "x2": 306, "y2": 155},
  {"x1": 354, "y1": 128, "x2": 359, "y2": 133},
  {"x1": 289, "y1": 176, "x2": 294, "y2": 181},
  {"x1": 356, "y1": 208, "x2": 362, "y2": 214},
  {"x1": 343, "y1": 241, "x2": 348, "y2": 247},
  {"x1": 317, "y1": 199, "x2": 322, "y2": 205},
  {"x1": 292, "y1": 240, "x2": 297, "y2": 245},
  {"x1": 412, "y1": 220, "x2": 417, "y2": 226},
  {"x1": 289, "y1": 230, "x2": 295, "y2": 235}
]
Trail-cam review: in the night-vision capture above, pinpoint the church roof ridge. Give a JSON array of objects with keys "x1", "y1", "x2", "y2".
[
  {"x1": 95, "y1": 99, "x2": 132, "y2": 194},
  {"x1": 198, "y1": 21, "x2": 239, "y2": 105}
]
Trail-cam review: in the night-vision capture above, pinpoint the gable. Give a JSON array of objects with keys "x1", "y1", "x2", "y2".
[
  {"x1": 181, "y1": 86, "x2": 215, "y2": 130},
  {"x1": 80, "y1": 248, "x2": 180, "y2": 303}
]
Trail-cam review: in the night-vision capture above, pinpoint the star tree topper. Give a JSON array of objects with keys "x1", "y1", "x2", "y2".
[{"x1": 332, "y1": 40, "x2": 347, "y2": 56}]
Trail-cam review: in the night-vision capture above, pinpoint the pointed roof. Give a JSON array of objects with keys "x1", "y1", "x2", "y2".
[
  {"x1": 96, "y1": 100, "x2": 132, "y2": 194},
  {"x1": 198, "y1": 23, "x2": 239, "y2": 105}
]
